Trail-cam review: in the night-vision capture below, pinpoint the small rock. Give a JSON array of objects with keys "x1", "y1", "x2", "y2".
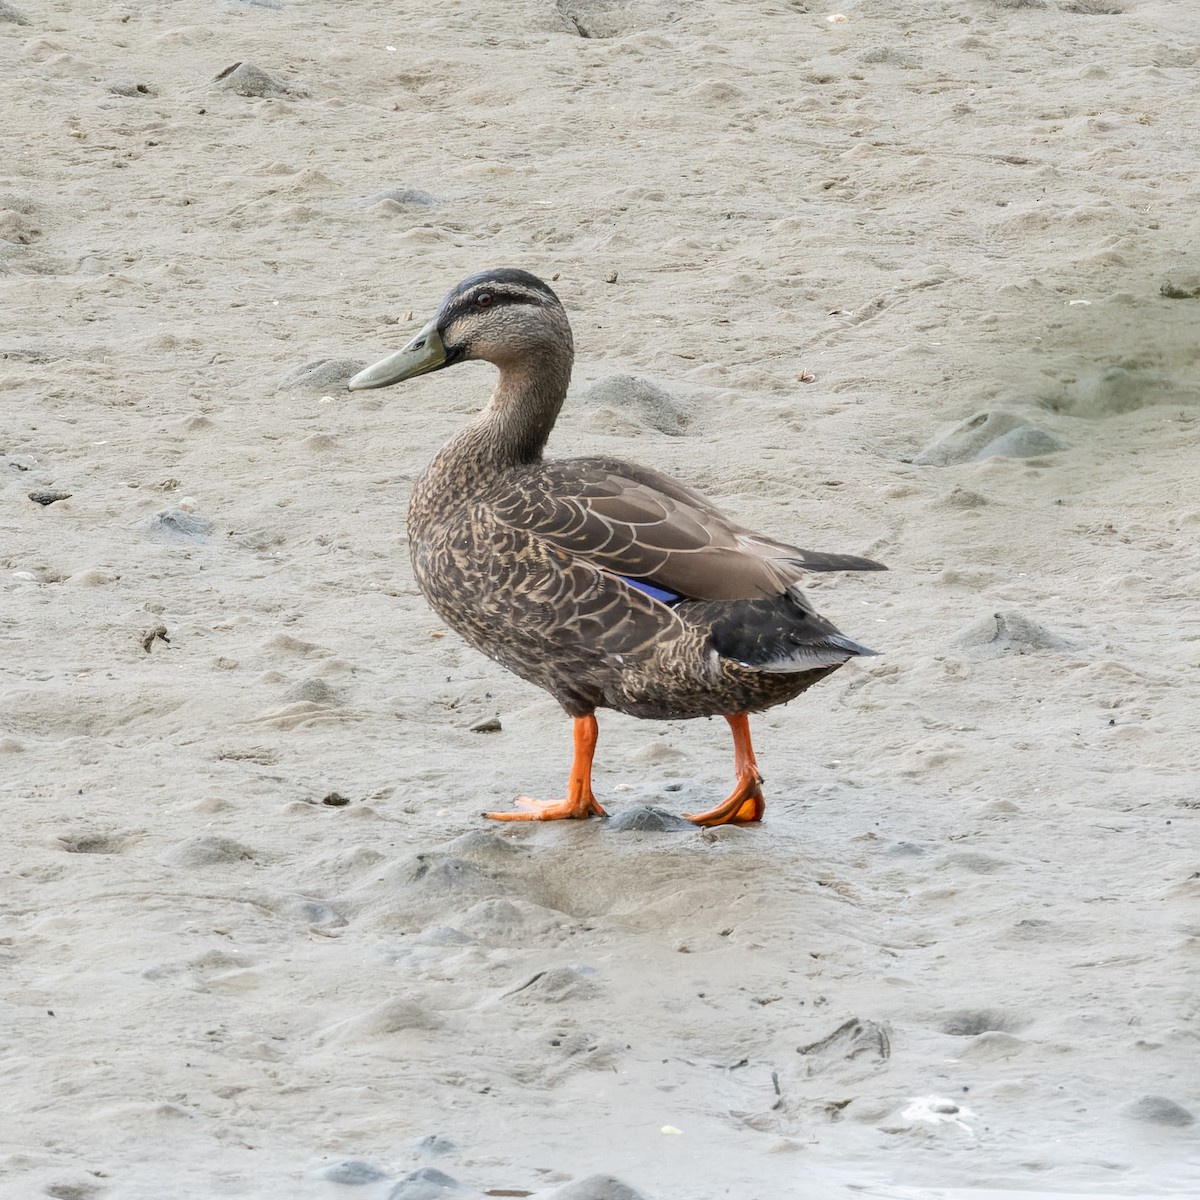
[
  {"x1": 146, "y1": 508, "x2": 212, "y2": 542},
  {"x1": 883, "y1": 841, "x2": 926, "y2": 857},
  {"x1": 606, "y1": 806, "x2": 693, "y2": 832},
  {"x1": 213, "y1": 61, "x2": 309, "y2": 99},
  {"x1": 362, "y1": 186, "x2": 437, "y2": 209},
  {"x1": 1119, "y1": 1095, "x2": 1195, "y2": 1127},
  {"x1": 321, "y1": 791, "x2": 351, "y2": 807},
  {"x1": 320, "y1": 1160, "x2": 390, "y2": 1186},
  {"x1": 413, "y1": 1133, "x2": 457, "y2": 1158},
  {"x1": 541, "y1": 1175, "x2": 651, "y2": 1200},
  {"x1": 385, "y1": 1167, "x2": 470, "y2": 1200},
  {"x1": 28, "y1": 489, "x2": 71, "y2": 505},
  {"x1": 107, "y1": 79, "x2": 154, "y2": 97},
  {"x1": 470, "y1": 717, "x2": 502, "y2": 733}
]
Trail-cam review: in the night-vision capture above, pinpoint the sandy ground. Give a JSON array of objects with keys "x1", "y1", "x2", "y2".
[{"x1": 3, "y1": 1, "x2": 1199, "y2": 1197}]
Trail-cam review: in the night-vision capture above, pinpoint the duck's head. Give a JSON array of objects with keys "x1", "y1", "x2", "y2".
[{"x1": 347, "y1": 268, "x2": 572, "y2": 391}]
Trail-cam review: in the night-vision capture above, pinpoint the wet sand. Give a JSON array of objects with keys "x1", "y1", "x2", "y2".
[{"x1": 3, "y1": 1, "x2": 1199, "y2": 1197}]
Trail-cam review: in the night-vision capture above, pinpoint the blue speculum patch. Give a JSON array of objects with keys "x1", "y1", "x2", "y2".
[{"x1": 618, "y1": 575, "x2": 684, "y2": 606}]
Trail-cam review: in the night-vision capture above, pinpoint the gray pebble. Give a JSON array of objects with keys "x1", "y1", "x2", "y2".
[
  {"x1": 541, "y1": 1175, "x2": 651, "y2": 1200},
  {"x1": 213, "y1": 61, "x2": 308, "y2": 99},
  {"x1": 883, "y1": 840, "x2": 926, "y2": 857},
  {"x1": 146, "y1": 508, "x2": 212, "y2": 542},
  {"x1": 385, "y1": 1167, "x2": 470, "y2": 1200},
  {"x1": 106, "y1": 79, "x2": 154, "y2": 97},
  {"x1": 605, "y1": 805, "x2": 693, "y2": 832},
  {"x1": 470, "y1": 717, "x2": 502, "y2": 733},
  {"x1": 412, "y1": 1133, "x2": 457, "y2": 1158},
  {"x1": 1119, "y1": 1095, "x2": 1195, "y2": 1127},
  {"x1": 320, "y1": 1159, "x2": 390, "y2": 1185},
  {"x1": 364, "y1": 186, "x2": 437, "y2": 209},
  {"x1": 28, "y1": 489, "x2": 71, "y2": 506}
]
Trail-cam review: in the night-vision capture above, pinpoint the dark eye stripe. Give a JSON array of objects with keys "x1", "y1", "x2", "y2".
[{"x1": 439, "y1": 285, "x2": 551, "y2": 327}]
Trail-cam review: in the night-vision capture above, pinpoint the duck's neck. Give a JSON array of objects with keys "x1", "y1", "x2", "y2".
[{"x1": 433, "y1": 351, "x2": 573, "y2": 485}]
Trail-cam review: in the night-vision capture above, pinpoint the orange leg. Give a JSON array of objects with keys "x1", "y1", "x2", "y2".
[
  {"x1": 683, "y1": 713, "x2": 766, "y2": 826},
  {"x1": 485, "y1": 714, "x2": 607, "y2": 821}
]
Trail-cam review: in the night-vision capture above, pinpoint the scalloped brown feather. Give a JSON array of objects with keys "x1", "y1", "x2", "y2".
[{"x1": 388, "y1": 268, "x2": 883, "y2": 722}]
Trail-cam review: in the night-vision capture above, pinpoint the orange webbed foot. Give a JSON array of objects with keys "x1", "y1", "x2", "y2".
[
  {"x1": 683, "y1": 772, "x2": 764, "y2": 826},
  {"x1": 683, "y1": 713, "x2": 767, "y2": 826},
  {"x1": 484, "y1": 714, "x2": 605, "y2": 821},
  {"x1": 485, "y1": 793, "x2": 607, "y2": 822}
]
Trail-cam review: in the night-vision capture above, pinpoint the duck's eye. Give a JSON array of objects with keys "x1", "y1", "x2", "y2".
[{"x1": 476, "y1": 291, "x2": 494, "y2": 308}]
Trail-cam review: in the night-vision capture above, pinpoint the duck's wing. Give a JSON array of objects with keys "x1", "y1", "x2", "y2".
[{"x1": 491, "y1": 457, "x2": 884, "y2": 603}]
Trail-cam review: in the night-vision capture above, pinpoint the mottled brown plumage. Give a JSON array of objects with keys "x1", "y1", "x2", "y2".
[{"x1": 348, "y1": 268, "x2": 884, "y2": 824}]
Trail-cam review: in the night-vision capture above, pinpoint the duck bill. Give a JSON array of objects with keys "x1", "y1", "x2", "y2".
[{"x1": 347, "y1": 319, "x2": 447, "y2": 390}]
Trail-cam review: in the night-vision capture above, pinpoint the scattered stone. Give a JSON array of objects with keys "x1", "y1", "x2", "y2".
[
  {"x1": 276, "y1": 357, "x2": 365, "y2": 392},
  {"x1": 162, "y1": 835, "x2": 256, "y2": 868},
  {"x1": 541, "y1": 1175, "x2": 651, "y2": 1200},
  {"x1": 213, "y1": 61, "x2": 309, "y2": 99},
  {"x1": 576, "y1": 374, "x2": 692, "y2": 435},
  {"x1": 883, "y1": 841, "x2": 926, "y2": 857},
  {"x1": 385, "y1": 1167, "x2": 471, "y2": 1200},
  {"x1": 362, "y1": 186, "x2": 437, "y2": 210},
  {"x1": 28, "y1": 489, "x2": 71, "y2": 505},
  {"x1": 471, "y1": 717, "x2": 502, "y2": 733},
  {"x1": 321, "y1": 791, "x2": 351, "y2": 807},
  {"x1": 145, "y1": 508, "x2": 212, "y2": 542},
  {"x1": 1160, "y1": 274, "x2": 1200, "y2": 300},
  {"x1": 413, "y1": 1133, "x2": 457, "y2": 1158},
  {"x1": 606, "y1": 805, "x2": 693, "y2": 832},
  {"x1": 141, "y1": 624, "x2": 169, "y2": 652},
  {"x1": 107, "y1": 79, "x2": 154, "y2": 97},
  {"x1": 955, "y1": 610, "x2": 1082, "y2": 656},
  {"x1": 1119, "y1": 1094, "x2": 1195, "y2": 1127},
  {"x1": 320, "y1": 1160, "x2": 390, "y2": 1186}
]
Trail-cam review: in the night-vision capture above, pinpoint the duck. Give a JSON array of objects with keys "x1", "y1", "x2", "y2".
[{"x1": 348, "y1": 268, "x2": 884, "y2": 825}]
